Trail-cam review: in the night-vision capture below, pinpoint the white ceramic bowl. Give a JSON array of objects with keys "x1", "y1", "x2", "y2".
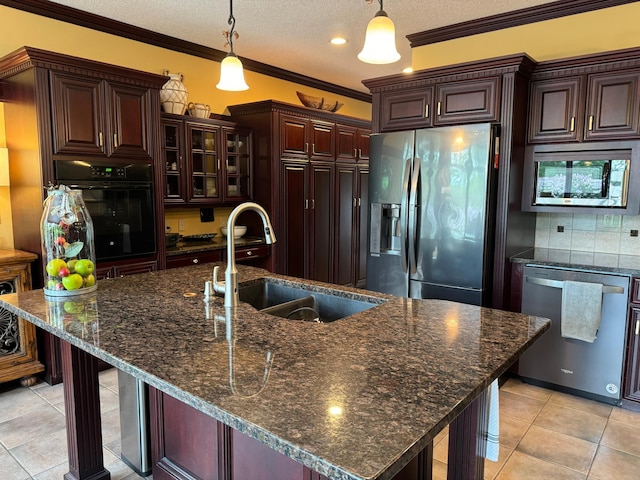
[{"x1": 221, "y1": 225, "x2": 247, "y2": 239}]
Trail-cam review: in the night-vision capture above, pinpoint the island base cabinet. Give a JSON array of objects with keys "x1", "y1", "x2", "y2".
[{"x1": 149, "y1": 387, "x2": 433, "y2": 480}]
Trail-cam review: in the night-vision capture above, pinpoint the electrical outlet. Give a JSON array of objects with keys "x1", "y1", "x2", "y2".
[
  {"x1": 178, "y1": 219, "x2": 186, "y2": 231},
  {"x1": 603, "y1": 214, "x2": 622, "y2": 228}
]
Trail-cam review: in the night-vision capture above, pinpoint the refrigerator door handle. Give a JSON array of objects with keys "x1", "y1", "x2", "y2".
[
  {"x1": 400, "y1": 158, "x2": 412, "y2": 273},
  {"x1": 407, "y1": 156, "x2": 421, "y2": 274}
]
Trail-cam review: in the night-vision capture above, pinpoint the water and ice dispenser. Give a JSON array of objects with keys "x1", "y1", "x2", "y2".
[{"x1": 369, "y1": 203, "x2": 402, "y2": 256}]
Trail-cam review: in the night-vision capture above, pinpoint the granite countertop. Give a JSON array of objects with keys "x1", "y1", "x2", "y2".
[
  {"x1": 166, "y1": 236, "x2": 266, "y2": 257},
  {"x1": 0, "y1": 264, "x2": 549, "y2": 480},
  {"x1": 511, "y1": 248, "x2": 640, "y2": 276}
]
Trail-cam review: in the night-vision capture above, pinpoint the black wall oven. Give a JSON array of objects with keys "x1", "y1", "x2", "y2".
[{"x1": 54, "y1": 160, "x2": 156, "y2": 262}]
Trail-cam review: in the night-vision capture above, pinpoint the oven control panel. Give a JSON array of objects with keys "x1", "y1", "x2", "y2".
[{"x1": 90, "y1": 166, "x2": 127, "y2": 178}]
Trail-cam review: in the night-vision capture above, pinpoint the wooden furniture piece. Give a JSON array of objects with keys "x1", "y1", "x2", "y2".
[
  {"x1": 160, "y1": 113, "x2": 253, "y2": 206},
  {"x1": 623, "y1": 276, "x2": 640, "y2": 410},
  {"x1": 0, "y1": 248, "x2": 43, "y2": 386},
  {"x1": 528, "y1": 48, "x2": 640, "y2": 144},
  {"x1": 0, "y1": 46, "x2": 167, "y2": 384},
  {"x1": 228, "y1": 101, "x2": 370, "y2": 287},
  {"x1": 363, "y1": 54, "x2": 537, "y2": 309}
]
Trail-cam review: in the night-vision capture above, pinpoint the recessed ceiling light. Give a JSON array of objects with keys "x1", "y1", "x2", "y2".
[
  {"x1": 402, "y1": 67, "x2": 414, "y2": 74},
  {"x1": 330, "y1": 37, "x2": 347, "y2": 45}
]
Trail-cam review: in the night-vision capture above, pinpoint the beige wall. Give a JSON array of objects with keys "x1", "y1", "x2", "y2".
[{"x1": 412, "y1": 3, "x2": 640, "y2": 69}]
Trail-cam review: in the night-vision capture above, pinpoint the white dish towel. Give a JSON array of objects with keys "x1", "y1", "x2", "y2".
[
  {"x1": 561, "y1": 280, "x2": 603, "y2": 343},
  {"x1": 484, "y1": 379, "x2": 499, "y2": 462}
]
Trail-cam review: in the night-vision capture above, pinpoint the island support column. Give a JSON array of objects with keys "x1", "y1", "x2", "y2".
[
  {"x1": 447, "y1": 388, "x2": 489, "y2": 479},
  {"x1": 61, "y1": 339, "x2": 111, "y2": 480}
]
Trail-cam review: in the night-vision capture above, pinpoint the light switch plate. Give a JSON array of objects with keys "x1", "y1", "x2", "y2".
[{"x1": 178, "y1": 219, "x2": 186, "y2": 231}]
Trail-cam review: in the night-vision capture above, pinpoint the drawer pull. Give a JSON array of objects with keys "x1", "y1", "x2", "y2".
[
  {"x1": 246, "y1": 251, "x2": 252, "y2": 256},
  {"x1": 192, "y1": 258, "x2": 199, "y2": 264}
]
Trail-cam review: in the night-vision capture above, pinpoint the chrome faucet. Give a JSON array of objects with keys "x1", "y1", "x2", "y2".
[{"x1": 213, "y1": 202, "x2": 276, "y2": 307}]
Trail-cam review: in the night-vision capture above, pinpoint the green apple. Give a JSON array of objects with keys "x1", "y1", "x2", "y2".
[
  {"x1": 61, "y1": 273, "x2": 83, "y2": 290},
  {"x1": 67, "y1": 259, "x2": 78, "y2": 273},
  {"x1": 46, "y1": 258, "x2": 67, "y2": 277},
  {"x1": 74, "y1": 259, "x2": 95, "y2": 277},
  {"x1": 84, "y1": 274, "x2": 96, "y2": 287}
]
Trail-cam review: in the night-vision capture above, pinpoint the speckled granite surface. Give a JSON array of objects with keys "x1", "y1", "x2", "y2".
[
  {"x1": 0, "y1": 264, "x2": 549, "y2": 480},
  {"x1": 166, "y1": 236, "x2": 265, "y2": 256},
  {"x1": 511, "y1": 248, "x2": 640, "y2": 276}
]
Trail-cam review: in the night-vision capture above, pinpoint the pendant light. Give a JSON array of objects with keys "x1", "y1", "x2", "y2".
[
  {"x1": 358, "y1": 0, "x2": 401, "y2": 65},
  {"x1": 216, "y1": 0, "x2": 249, "y2": 91}
]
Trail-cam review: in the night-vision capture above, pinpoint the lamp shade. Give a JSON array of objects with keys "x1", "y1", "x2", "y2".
[
  {"x1": 216, "y1": 54, "x2": 249, "y2": 91},
  {"x1": 358, "y1": 11, "x2": 401, "y2": 64}
]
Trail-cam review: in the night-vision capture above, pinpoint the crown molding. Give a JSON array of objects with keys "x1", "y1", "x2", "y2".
[{"x1": 407, "y1": 0, "x2": 637, "y2": 47}]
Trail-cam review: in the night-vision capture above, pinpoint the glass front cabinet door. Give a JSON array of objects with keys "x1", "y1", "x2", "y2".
[
  {"x1": 187, "y1": 123, "x2": 221, "y2": 203},
  {"x1": 224, "y1": 128, "x2": 252, "y2": 202}
]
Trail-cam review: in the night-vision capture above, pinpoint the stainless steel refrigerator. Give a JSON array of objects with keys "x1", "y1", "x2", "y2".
[{"x1": 366, "y1": 123, "x2": 498, "y2": 305}]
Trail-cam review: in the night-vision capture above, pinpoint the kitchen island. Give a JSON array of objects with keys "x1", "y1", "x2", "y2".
[{"x1": 0, "y1": 264, "x2": 549, "y2": 480}]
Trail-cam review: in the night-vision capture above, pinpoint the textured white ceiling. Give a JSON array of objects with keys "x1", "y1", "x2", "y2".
[{"x1": 49, "y1": 0, "x2": 558, "y2": 93}]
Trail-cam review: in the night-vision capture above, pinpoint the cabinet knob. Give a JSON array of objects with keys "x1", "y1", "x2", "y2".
[
  {"x1": 246, "y1": 251, "x2": 253, "y2": 256},
  {"x1": 193, "y1": 258, "x2": 199, "y2": 264}
]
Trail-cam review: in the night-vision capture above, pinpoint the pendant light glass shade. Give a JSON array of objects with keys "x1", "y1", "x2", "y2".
[
  {"x1": 216, "y1": 53, "x2": 249, "y2": 91},
  {"x1": 358, "y1": 10, "x2": 401, "y2": 64}
]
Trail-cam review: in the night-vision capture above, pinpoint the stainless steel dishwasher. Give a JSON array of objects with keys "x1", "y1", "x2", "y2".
[{"x1": 518, "y1": 265, "x2": 630, "y2": 405}]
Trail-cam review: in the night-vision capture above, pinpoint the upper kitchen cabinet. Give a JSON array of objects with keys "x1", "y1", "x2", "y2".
[
  {"x1": 336, "y1": 124, "x2": 371, "y2": 162},
  {"x1": 227, "y1": 100, "x2": 371, "y2": 279},
  {"x1": 528, "y1": 49, "x2": 640, "y2": 144},
  {"x1": 280, "y1": 114, "x2": 335, "y2": 160},
  {"x1": 50, "y1": 72, "x2": 154, "y2": 158},
  {"x1": 372, "y1": 76, "x2": 500, "y2": 133},
  {"x1": 160, "y1": 113, "x2": 252, "y2": 206}
]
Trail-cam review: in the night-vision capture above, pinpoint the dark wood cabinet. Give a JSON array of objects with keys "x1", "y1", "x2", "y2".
[
  {"x1": 624, "y1": 277, "x2": 640, "y2": 408},
  {"x1": 280, "y1": 114, "x2": 335, "y2": 160},
  {"x1": 166, "y1": 250, "x2": 223, "y2": 269},
  {"x1": 0, "y1": 249, "x2": 43, "y2": 387},
  {"x1": 376, "y1": 77, "x2": 500, "y2": 132},
  {"x1": 434, "y1": 77, "x2": 500, "y2": 126},
  {"x1": 336, "y1": 125, "x2": 371, "y2": 162},
  {"x1": 160, "y1": 114, "x2": 253, "y2": 206},
  {"x1": 334, "y1": 164, "x2": 368, "y2": 287},
  {"x1": 228, "y1": 101, "x2": 371, "y2": 281},
  {"x1": 528, "y1": 62, "x2": 640, "y2": 143},
  {"x1": 50, "y1": 71, "x2": 153, "y2": 158},
  {"x1": 380, "y1": 88, "x2": 433, "y2": 132},
  {"x1": 95, "y1": 260, "x2": 158, "y2": 280}
]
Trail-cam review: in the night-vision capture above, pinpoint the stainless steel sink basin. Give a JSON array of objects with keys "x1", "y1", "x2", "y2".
[{"x1": 238, "y1": 279, "x2": 381, "y2": 322}]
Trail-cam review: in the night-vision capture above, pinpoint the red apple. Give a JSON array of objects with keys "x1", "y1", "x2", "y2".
[{"x1": 58, "y1": 267, "x2": 71, "y2": 277}]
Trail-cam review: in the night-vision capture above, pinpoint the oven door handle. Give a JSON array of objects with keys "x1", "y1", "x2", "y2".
[{"x1": 526, "y1": 276, "x2": 625, "y2": 294}]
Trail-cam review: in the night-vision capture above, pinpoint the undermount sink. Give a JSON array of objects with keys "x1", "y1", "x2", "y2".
[{"x1": 238, "y1": 278, "x2": 381, "y2": 323}]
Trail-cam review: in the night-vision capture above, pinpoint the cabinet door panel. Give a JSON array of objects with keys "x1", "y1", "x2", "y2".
[
  {"x1": 281, "y1": 116, "x2": 309, "y2": 157},
  {"x1": 336, "y1": 125, "x2": 358, "y2": 162},
  {"x1": 334, "y1": 165, "x2": 357, "y2": 286},
  {"x1": 585, "y1": 72, "x2": 640, "y2": 140},
  {"x1": 624, "y1": 306, "x2": 640, "y2": 403},
  {"x1": 356, "y1": 167, "x2": 369, "y2": 288},
  {"x1": 50, "y1": 73, "x2": 105, "y2": 155},
  {"x1": 528, "y1": 77, "x2": 582, "y2": 143},
  {"x1": 108, "y1": 83, "x2": 152, "y2": 157},
  {"x1": 280, "y1": 162, "x2": 308, "y2": 278},
  {"x1": 434, "y1": 78, "x2": 500, "y2": 125},
  {"x1": 380, "y1": 89, "x2": 432, "y2": 132},
  {"x1": 310, "y1": 121, "x2": 335, "y2": 160},
  {"x1": 357, "y1": 129, "x2": 371, "y2": 161},
  {"x1": 309, "y1": 163, "x2": 334, "y2": 282}
]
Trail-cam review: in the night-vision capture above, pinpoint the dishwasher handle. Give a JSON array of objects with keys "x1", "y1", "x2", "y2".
[{"x1": 526, "y1": 276, "x2": 625, "y2": 294}]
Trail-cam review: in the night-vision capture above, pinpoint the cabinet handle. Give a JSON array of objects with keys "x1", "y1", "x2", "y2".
[
  {"x1": 311, "y1": 199, "x2": 315, "y2": 209},
  {"x1": 98, "y1": 132, "x2": 103, "y2": 147},
  {"x1": 636, "y1": 319, "x2": 640, "y2": 336},
  {"x1": 570, "y1": 117, "x2": 575, "y2": 132},
  {"x1": 358, "y1": 149, "x2": 362, "y2": 158},
  {"x1": 312, "y1": 143, "x2": 317, "y2": 156},
  {"x1": 354, "y1": 148, "x2": 358, "y2": 158},
  {"x1": 353, "y1": 197, "x2": 357, "y2": 208},
  {"x1": 305, "y1": 143, "x2": 309, "y2": 155},
  {"x1": 358, "y1": 197, "x2": 361, "y2": 207},
  {"x1": 425, "y1": 104, "x2": 429, "y2": 118},
  {"x1": 588, "y1": 115, "x2": 594, "y2": 131},
  {"x1": 192, "y1": 258, "x2": 199, "y2": 264},
  {"x1": 218, "y1": 159, "x2": 221, "y2": 171},
  {"x1": 305, "y1": 199, "x2": 309, "y2": 209},
  {"x1": 113, "y1": 133, "x2": 118, "y2": 148},
  {"x1": 437, "y1": 102, "x2": 442, "y2": 116}
]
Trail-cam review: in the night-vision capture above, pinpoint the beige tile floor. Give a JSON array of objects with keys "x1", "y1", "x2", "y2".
[
  {"x1": 433, "y1": 378, "x2": 640, "y2": 480},
  {"x1": 2, "y1": 371, "x2": 640, "y2": 479}
]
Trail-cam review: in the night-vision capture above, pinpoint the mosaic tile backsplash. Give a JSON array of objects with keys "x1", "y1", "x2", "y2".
[{"x1": 534, "y1": 213, "x2": 640, "y2": 269}]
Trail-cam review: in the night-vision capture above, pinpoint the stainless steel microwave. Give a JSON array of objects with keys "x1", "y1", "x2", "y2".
[{"x1": 522, "y1": 142, "x2": 640, "y2": 214}]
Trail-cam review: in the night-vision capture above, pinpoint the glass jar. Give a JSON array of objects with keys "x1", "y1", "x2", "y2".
[{"x1": 40, "y1": 185, "x2": 97, "y2": 296}]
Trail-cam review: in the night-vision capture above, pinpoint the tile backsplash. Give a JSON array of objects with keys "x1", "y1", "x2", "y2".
[{"x1": 535, "y1": 213, "x2": 640, "y2": 269}]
